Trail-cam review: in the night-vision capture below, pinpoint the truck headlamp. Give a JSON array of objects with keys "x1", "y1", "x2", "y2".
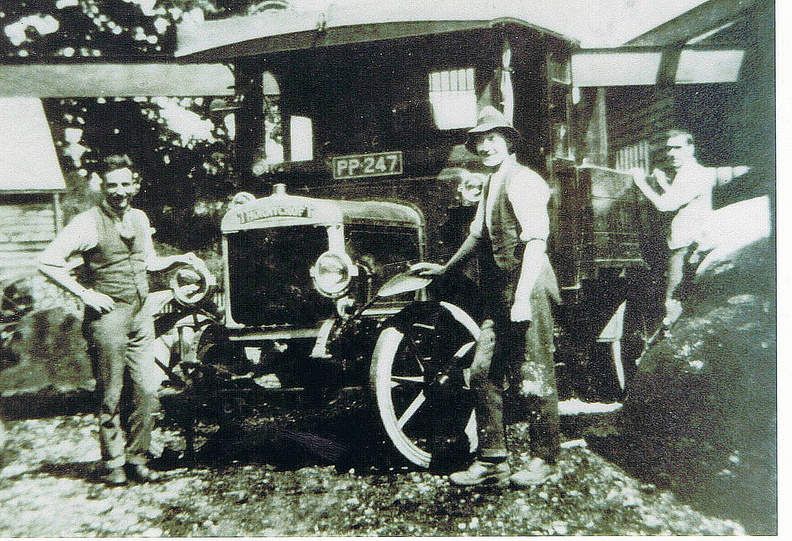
[
  {"x1": 170, "y1": 263, "x2": 216, "y2": 306},
  {"x1": 310, "y1": 251, "x2": 358, "y2": 299}
]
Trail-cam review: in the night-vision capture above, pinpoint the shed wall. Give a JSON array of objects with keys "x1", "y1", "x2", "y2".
[{"x1": 0, "y1": 196, "x2": 58, "y2": 278}]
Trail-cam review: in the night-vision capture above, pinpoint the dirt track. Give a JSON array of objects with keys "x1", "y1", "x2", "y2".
[{"x1": 0, "y1": 406, "x2": 745, "y2": 537}]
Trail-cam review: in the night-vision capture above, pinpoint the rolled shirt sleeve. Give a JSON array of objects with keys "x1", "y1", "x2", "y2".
[
  {"x1": 38, "y1": 212, "x2": 99, "y2": 269},
  {"x1": 507, "y1": 168, "x2": 551, "y2": 243},
  {"x1": 39, "y1": 208, "x2": 157, "y2": 269},
  {"x1": 468, "y1": 195, "x2": 486, "y2": 239},
  {"x1": 653, "y1": 163, "x2": 717, "y2": 213}
]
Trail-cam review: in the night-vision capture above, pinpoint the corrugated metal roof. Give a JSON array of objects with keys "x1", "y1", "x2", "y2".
[
  {"x1": 0, "y1": 98, "x2": 66, "y2": 193},
  {"x1": 176, "y1": 0, "x2": 709, "y2": 59}
]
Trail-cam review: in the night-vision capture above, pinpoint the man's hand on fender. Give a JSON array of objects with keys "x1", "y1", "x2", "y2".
[
  {"x1": 181, "y1": 252, "x2": 202, "y2": 267},
  {"x1": 409, "y1": 262, "x2": 446, "y2": 277},
  {"x1": 181, "y1": 252, "x2": 211, "y2": 276}
]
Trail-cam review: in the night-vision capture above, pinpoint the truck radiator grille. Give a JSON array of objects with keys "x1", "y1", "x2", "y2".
[{"x1": 226, "y1": 226, "x2": 334, "y2": 326}]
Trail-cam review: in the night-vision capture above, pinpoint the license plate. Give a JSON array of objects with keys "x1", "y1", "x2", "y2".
[{"x1": 332, "y1": 151, "x2": 403, "y2": 180}]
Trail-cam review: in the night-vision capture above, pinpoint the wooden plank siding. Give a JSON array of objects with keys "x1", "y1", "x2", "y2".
[{"x1": 0, "y1": 198, "x2": 58, "y2": 278}]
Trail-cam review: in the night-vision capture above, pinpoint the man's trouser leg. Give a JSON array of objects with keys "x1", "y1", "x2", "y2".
[
  {"x1": 663, "y1": 246, "x2": 690, "y2": 325},
  {"x1": 85, "y1": 303, "x2": 134, "y2": 469},
  {"x1": 470, "y1": 318, "x2": 560, "y2": 464},
  {"x1": 123, "y1": 308, "x2": 158, "y2": 465},
  {"x1": 665, "y1": 247, "x2": 688, "y2": 302},
  {"x1": 518, "y1": 278, "x2": 560, "y2": 464},
  {"x1": 468, "y1": 319, "x2": 508, "y2": 459}
]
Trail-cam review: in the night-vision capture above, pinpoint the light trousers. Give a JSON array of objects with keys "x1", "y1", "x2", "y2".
[{"x1": 83, "y1": 300, "x2": 159, "y2": 468}]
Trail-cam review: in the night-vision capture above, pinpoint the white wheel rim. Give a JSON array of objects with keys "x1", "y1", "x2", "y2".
[{"x1": 373, "y1": 327, "x2": 431, "y2": 467}]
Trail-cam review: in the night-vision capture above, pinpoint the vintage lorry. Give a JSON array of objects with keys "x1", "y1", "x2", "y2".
[{"x1": 162, "y1": 4, "x2": 667, "y2": 467}]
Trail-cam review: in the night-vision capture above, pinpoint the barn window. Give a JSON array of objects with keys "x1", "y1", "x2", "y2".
[
  {"x1": 428, "y1": 68, "x2": 477, "y2": 130},
  {"x1": 289, "y1": 116, "x2": 313, "y2": 162}
]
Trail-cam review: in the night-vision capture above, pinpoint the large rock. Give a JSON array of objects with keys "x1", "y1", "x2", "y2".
[{"x1": 586, "y1": 239, "x2": 775, "y2": 534}]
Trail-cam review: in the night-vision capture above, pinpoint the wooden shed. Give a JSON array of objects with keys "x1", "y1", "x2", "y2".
[{"x1": 0, "y1": 97, "x2": 66, "y2": 279}]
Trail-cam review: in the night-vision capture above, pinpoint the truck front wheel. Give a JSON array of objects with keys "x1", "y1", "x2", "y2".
[{"x1": 369, "y1": 302, "x2": 479, "y2": 469}]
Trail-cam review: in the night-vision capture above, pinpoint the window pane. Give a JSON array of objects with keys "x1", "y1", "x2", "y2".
[
  {"x1": 571, "y1": 52, "x2": 662, "y2": 87},
  {"x1": 675, "y1": 49, "x2": 744, "y2": 84},
  {"x1": 290, "y1": 115, "x2": 313, "y2": 162},
  {"x1": 428, "y1": 68, "x2": 477, "y2": 130}
]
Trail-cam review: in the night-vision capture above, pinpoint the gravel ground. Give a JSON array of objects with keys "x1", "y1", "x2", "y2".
[{"x1": 0, "y1": 409, "x2": 746, "y2": 537}]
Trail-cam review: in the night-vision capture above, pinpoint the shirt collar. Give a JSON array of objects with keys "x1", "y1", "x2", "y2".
[
  {"x1": 100, "y1": 199, "x2": 131, "y2": 221},
  {"x1": 491, "y1": 154, "x2": 517, "y2": 182},
  {"x1": 100, "y1": 201, "x2": 137, "y2": 241}
]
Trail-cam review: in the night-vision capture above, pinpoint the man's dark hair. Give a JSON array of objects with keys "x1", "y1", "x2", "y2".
[
  {"x1": 104, "y1": 154, "x2": 133, "y2": 173},
  {"x1": 666, "y1": 129, "x2": 695, "y2": 146}
]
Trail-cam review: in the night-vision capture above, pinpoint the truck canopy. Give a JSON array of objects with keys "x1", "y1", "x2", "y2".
[
  {"x1": 175, "y1": 2, "x2": 574, "y2": 60},
  {"x1": 175, "y1": 0, "x2": 714, "y2": 60}
]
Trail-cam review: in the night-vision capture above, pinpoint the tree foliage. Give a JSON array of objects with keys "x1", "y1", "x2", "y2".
[
  {"x1": 0, "y1": 0, "x2": 286, "y2": 59},
  {"x1": 0, "y1": 1, "x2": 290, "y2": 250},
  {"x1": 45, "y1": 95, "x2": 235, "y2": 250}
]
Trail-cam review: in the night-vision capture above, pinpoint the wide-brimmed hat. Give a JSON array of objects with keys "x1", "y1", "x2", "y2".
[{"x1": 465, "y1": 106, "x2": 522, "y2": 153}]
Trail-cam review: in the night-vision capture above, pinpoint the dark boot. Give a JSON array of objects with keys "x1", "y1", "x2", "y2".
[{"x1": 126, "y1": 463, "x2": 161, "y2": 483}]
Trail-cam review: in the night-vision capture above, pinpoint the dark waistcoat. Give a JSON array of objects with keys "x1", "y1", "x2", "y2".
[
  {"x1": 83, "y1": 207, "x2": 149, "y2": 304},
  {"x1": 486, "y1": 177, "x2": 524, "y2": 271}
]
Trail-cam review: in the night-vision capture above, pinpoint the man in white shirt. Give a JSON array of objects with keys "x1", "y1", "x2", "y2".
[
  {"x1": 39, "y1": 154, "x2": 200, "y2": 485},
  {"x1": 631, "y1": 130, "x2": 716, "y2": 326}
]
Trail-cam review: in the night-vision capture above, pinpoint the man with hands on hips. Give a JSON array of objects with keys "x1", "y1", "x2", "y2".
[
  {"x1": 39, "y1": 154, "x2": 204, "y2": 485},
  {"x1": 412, "y1": 107, "x2": 561, "y2": 487}
]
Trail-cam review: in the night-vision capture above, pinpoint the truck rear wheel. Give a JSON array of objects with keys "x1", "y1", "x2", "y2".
[{"x1": 369, "y1": 302, "x2": 479, "y2": 468}]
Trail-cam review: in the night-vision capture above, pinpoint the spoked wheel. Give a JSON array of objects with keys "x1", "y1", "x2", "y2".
[
  {"x1": 370, "y1": 301, "x2": 480, "y2": 468},
  {"x1": 0, "y1": 274, "x2": 33, "y2": 323}
]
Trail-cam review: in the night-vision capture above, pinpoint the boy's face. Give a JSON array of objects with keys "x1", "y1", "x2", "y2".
[
  {"x1": 474, "y1": 131, "x2": 510, "y2": 167},
  {"x1": 101, "y1": 167, "x2": 139, "y2": 212}
]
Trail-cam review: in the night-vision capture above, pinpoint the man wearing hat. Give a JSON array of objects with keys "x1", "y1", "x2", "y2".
[
  {"x1": 39, "y1": 154, "x2": 202, "y2": 485},
  {"x1": 413, "y1": 106, "x2": 561, "y2": 487}
]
